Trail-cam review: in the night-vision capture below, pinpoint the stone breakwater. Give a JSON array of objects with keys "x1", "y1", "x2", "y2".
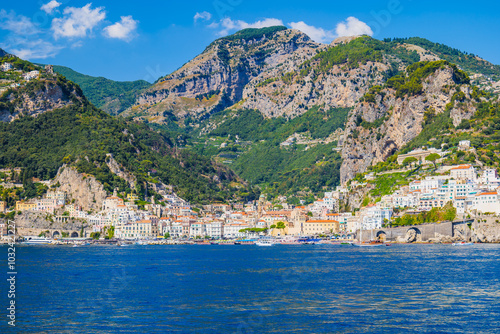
[{"x1": 362, "y1": 220, "x2": 500, "y2": 243}]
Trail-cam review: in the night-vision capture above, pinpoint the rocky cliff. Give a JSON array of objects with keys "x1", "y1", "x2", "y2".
[
  {"x1": 340, "y1": 61, "x2": 476, "y2": 184},
  {"x1": 0, "y1": 61, "x2": 85, "y2": 122},
  {"x1": 52, "y1": 165, "x2": 108, "y2": 212},
  {"x1": 126, "y1": 27, "x2": 321, "y2": 121}
]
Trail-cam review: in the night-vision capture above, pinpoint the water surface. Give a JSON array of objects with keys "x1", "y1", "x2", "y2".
[{"x1": 1, "y1": 244, "x2": 499, "y2": 333}]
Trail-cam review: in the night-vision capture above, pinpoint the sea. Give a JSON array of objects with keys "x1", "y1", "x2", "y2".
[{"x1": 1, "y1": 243, "x2": 500, "y2": 333}]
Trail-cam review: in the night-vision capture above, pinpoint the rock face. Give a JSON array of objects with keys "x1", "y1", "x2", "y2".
[
  {"x1": 52, "y1": 165, "x2": 108, "y2": 212},
  {"x1": 126, "y1": 28, "x2": 321, "y2": 121},
  {"x1": 0, "y1": 66, "x2": 84, "y2": 122},
  {"x1": 106, "y1": 153, "x2": 136, "y2": 188},
  {"x1": 11, "y1": 211, "x2": 90, "y2": 235},
  {"x1": 340, "y1": 64, "x2": 476, "y2": 184}
]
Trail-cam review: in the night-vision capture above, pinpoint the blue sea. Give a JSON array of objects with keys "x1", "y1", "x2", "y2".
[{"x1": 1, "y1": 244, "x2": 500, "y2": 333}]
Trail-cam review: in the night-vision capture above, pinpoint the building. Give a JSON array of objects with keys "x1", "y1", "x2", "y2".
[
  {"x1": 23, "y1": 70, "x2": 40, "y2": 81},
  {"x1": 472, "y1": 192, "x2": 500, "y2": 214},
  {"x1": 450, "y1": 164, "x2": 476, "y2": 181},
  {"x1": 1, "y1": 63, "x2": 13, "y2": 71},
  {"x1": 205, "y1": 221, "x2": 223, "y2": 239},
  {"x1": 116, "y1": 220, "x2": 158, "y2": 239},
  {"x1": 15, "y1": 201, "x2": 37, "y2": 211},
  {"x1": 303, "y1": 220, "x2": 340, "y2": 235},
  {"x1": 190, "y1": 222, "x2": 206, "y2": 238},
  {"x1": 458, "y1": 140, "x2": 471, "y2": 151},
  {"x1": 397, "y1": 147, "x2": 447, "y2": 165},
  {"x1": 360, "y1": 206, "x2": 393, "y2": 230},
  {"x1": 46, "y1": 191, "x2": 67, "y2": 205},
  {"x1": 36, "y1": 198, "x2": 59, "y2": 213},
  {"x1": 223, "y1": 222, "x2": 250, "y2": 239},
  {"x1": 0, "y1": 201, "x2": 6, "y2": 213}
]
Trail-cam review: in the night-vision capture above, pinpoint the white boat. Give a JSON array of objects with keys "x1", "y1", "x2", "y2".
[
  {"x1": 23, "y1": 236, "x2": 53, "y2": 245},
  {"x1": 255, "y1": 237, "x2": 275, "y2": 246},
  {"x1": 452, "y1": 242, "x2": 474, "y2": 246}
]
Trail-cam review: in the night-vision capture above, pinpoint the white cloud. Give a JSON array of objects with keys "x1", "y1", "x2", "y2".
[
  {"x1": 194, "y1": 11, "x2": 211, "y2": 22},
  {"x1": 213, "y1": 17, "x2": 284, "y2": 36},
  {"x1": 2, "y1": 38, "x2": 62, "y2": 59},
  {"x1": 51, "y1": 3, "x2": 106, "y2": 39},
  {"x1": 0, "y1": 9, "x2": 39, "y2": 35},
  {"x1": 288, "y1": 21, "x2": 335, "y2": 43},
  {"x1": 103, "y1": 15, "x2": 138, "y2": 41},
  {"x1": 335, "y1": 16, "x2": 373, "y2": 38},
  {"x1": 41, "y1": 0, "x2": 61, "y2": 15}
]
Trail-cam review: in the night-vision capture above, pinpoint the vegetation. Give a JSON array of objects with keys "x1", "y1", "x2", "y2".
[
  {"x1": 197, "y1": 106, "x2": 350, "y2": 198},
  {"x1": 388, "y1": 37, "x2": 500, "y2": 80},
  {"x1": 0, "y1": 101, "x2": 251, "y2": 203},
  {"x1": 51, "y1": 65, "x2": 151, "y2": 115},
  {"x1": 385, "y1": 60, "x2": 469, "y2": 98},
  {"x1": 217, "y1": 26, "x2": 287, "y2": 43},
  {"x1": 391, "y1": 202, "x2": 457, "y2": 226}
]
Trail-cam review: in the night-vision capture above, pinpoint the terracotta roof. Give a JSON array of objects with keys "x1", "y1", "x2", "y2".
[
  {"x1": 451, "y1": 164, "x2": 472, "y2": 170},
  {"x1": 305, "y1": 220, "x2": 339, "y2": 223},
  {"x1": 476, "y1": 192, "x2": 498, "y2": 196}
]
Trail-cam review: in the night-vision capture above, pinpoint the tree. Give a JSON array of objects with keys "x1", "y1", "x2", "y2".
[
  {"x1": 270, "y1": 224, "x2": 276, "y2": 229},
  {"x1": 276, "y1": 221, "x2": 286, "y2": 230},
  {"x1": 425, "y1": 153, "x2": 441, "y2": 169},
  {"x1": 164, "y1": 232, "x2": 170, "y2": 239},
  {"x1": 90, "y1": 232, "x2": 100, "y2": 240},
  {"x1": 402, "y1": 157, "x2": 418, "y2": 167}
]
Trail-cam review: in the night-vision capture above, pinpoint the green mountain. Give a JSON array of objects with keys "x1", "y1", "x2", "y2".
[
  {"x1": 0, "y1": 53, "x2": 253, "y2": 204},
  {"x1": 126, "y1": 28, "x2": 500, "y2": 199},
  {"x1": 51, "y1": 65, "x2": 151, "y2": 115}
]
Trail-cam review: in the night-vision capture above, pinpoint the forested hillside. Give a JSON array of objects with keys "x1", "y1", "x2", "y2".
[{"x1": 52, "y1": 65, "x2": 151, "y2": 115}]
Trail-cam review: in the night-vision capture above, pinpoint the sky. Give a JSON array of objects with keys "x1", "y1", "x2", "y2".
[{"x1": 1, "y1": 0, "x2": 499, "y2": 82}]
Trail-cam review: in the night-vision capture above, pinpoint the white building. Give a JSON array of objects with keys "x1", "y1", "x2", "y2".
[
  {"x1": 223, "y1": 223, "x2": 250, "y2": 239},
  {"x1": 471, "y1": 192, "x2": 500, "y2": 215},
  {"x1": 450, "y1": 164, "x2": 476, "y2": 181},
  {"x1": 458, "y1": 140, "x2": 471, "y2": 151},
  {"x1": 1, "y1": 63, "x2": 13, "y2": 71},
  {"x1": 23, "y1": 70, "x2": 39, "y2": 81},
  {"x1": 205, "y1": 221, "x2": 223, "y2": 239},
  {"x1": 360, "y1": 206, "x2": 393, "y2": 230}
]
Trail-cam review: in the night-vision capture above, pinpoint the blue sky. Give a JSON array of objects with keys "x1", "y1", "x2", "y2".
[{"x1": 1, "y1": 0, "x2": 499, "y2": 82}]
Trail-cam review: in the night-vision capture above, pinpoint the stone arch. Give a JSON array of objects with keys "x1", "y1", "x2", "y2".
[
  {"x1": 71, "y1": 232, "x2": 79, "y2": 238},
  {"x1": 405, "y1": 227, "x2": 422, "y2": 243},
  {"x1": 376, "y1": 231, "x2": 387, "y2": 241},
  {"x1": 52, "y1": 231, "x2": 60, "y2": 238}
]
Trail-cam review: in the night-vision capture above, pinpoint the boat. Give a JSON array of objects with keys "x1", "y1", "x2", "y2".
[
  {"x1": 234, "y1": 242, "x2": 242, "y2": 245},
  {"x1": 255, "y1": 237, "x2": 274, "y2": 246},
  {"x1": 352, "y1": 240, "x2": 386, "y2": 247},
  {"x1": 22, "y1": 236, "x2": 53, "y2": 245},
  {"x1": 452, "y1": 241, "x2": 474, "y2": 246}
]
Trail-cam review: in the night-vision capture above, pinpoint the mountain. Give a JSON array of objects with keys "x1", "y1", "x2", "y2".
[
  {"x1": 123, "y1": 27, "x2": 500, "y2": 196},
  {"x1": 340, "y1": 60, "x2": 475, "y2": 183},
  {"x1": 0, "y1": 52, "x2": 253, "y2": 204},
  {"x1": 124, "y1": 26, "x2": 322, "y2": 122},
  {"x1": 51, "y1": 65, "x2": 151, "y2": 115},
  {"x1": 1, "y1": 57, "x2": 85, "y2": 122}
]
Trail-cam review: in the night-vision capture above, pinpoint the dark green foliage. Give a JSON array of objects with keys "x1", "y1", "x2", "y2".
[
  {"x1": 218, "y1": 26, "x2": 287, "y2": 42},
  {"x1": 308, "y1": 36, "x2": 385, "y2": 72},
  {"x1": 51, "y1": 65, "x2": 151, "y2": 115},
  {"x1": 389, "y1": 37, "x2": 500, "y2": 80},
  {"x1": 201, "y1": 106, "x2": 349, "y2": 196},
  {"x1": 392, "y1": 202, "x2": 456, "y2": 226},
  {"x1": 386, "y1": 60, "x2": 469, "y2": 98},
  {"x1": 210, "y1": 106, "x2": 349, "y2": 142},
  {"x1": 0, "y1": 103, "x2": 245, "y2": 203}
]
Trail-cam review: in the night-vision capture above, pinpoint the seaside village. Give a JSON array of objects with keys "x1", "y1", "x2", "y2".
[{"x1": 2, "y1": 143, "x2": 500, "y2": 242}]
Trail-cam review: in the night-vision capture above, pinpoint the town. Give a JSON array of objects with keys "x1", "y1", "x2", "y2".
[{"x1": 2, "y1": 142, "x2": 500, "y2": 243}]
